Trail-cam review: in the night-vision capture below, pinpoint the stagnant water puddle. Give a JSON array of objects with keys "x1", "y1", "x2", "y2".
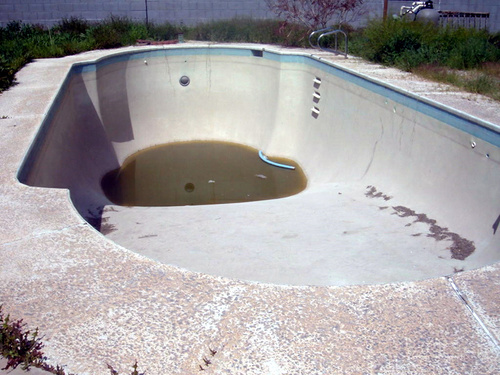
[{"x1": 101, "y1": 141, "x2": 307, "y2": 206}]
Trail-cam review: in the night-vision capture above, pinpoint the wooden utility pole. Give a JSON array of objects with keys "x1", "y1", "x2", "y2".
[{"x1": 383, "y1": 0, "x2": 388, "y2": 20}]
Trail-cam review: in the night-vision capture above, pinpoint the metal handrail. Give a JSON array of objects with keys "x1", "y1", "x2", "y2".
[
  {"x1": 318, "y1": 30, "x2": 348, "y2": 57},
  {"x1": 308, "y1": 27, "x2": 336, "y2": 48},
  {"x1": 309, "y1": 27, "x2": 348, "y2": 58}
]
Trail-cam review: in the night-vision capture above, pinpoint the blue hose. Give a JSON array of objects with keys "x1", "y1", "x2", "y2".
[{"x1": 259, "y1": 150, "x2": 295, "y2": 170}]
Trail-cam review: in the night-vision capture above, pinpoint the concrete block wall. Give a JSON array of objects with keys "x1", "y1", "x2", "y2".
[
  {"x1": 0, "y1": 0, "x2": 497, "y2": 31},
  {"x1": 0, "y1": 0, "x2": 274, "y2": 27},
  {"x1": 0, "y1": 0, "x2": 380, "y2": 28}
]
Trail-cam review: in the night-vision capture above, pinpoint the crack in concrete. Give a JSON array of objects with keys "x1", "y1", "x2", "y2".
[{"x1": 446, "y1": 276, "x2": 500, "y2": 352}]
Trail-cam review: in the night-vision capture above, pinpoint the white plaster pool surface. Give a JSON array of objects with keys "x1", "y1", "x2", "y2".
[{"x1": 1, "y1": 43, "x2": 499, "y2": 374}]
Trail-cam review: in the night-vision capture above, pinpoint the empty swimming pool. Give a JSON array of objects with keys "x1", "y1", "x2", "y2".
[{"x1": 18, "y1": 45, "x2": 500, "y2": 286}]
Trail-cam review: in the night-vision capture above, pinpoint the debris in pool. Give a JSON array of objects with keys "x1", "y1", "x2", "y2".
[
  {"x1": 255, "y1": 174, "x2": 267, "y2": 179},
  {"x1": 208, "y1": 180, "x2": 215, "y2": 184},
  {"x1": 100, "y1": 217, "x2": 117, "y2": 235},
  {"x1": 365, "y1": 186, "x2": 392, "y2": 201},
  {"x1": 139, "y1": 234, "x2": 158, "y2": 239},
  {"x1": 366, "y1": 187, "x2": 475, "y2": 260},
  {"x1": 391, "y1": 205, "x2": 475, "y2": 260}
]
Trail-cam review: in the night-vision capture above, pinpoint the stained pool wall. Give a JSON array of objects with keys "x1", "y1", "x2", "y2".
[{"x1": 18, "y1": 46, "x2": 500, "y2": 263}]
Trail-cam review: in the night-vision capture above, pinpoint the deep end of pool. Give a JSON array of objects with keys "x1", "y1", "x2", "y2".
[{"x1": 100, "y1": 140, "x2": 307, "y2": 207}]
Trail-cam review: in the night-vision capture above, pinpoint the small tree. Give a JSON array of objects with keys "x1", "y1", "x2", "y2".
[{"x1": 266, "y1": 0, "x2": 365, "y2": 31}]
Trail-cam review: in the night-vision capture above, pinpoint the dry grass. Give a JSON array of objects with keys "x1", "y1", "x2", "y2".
[{"x1": 413, "y1": 62, "x2": 500, "y2": 101}]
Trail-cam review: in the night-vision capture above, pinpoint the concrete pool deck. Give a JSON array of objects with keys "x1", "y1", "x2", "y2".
[{"x1": 0, "y1": 43, "x2": 499, "y2": 374}]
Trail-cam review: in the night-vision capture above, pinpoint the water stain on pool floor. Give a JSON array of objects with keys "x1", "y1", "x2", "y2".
[
  {"x1": 364, "y1": 186, "x2": 475, "y2": 260},
  {"x1": 101, "y1": 141, "x2": 307, "y2": 206}
]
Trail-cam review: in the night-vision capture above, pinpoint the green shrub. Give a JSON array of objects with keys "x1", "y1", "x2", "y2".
[
  {"x1": 351, "y1": 19, "x2": 429, "y2": 66},
  {"x1": 188, "y1": 18, "x2": 255, "y2": 42},
  {"x1": 0, "y1": 54, "x2": 23, "y2": 91},
  {"x1": 147, "y1": 22, "x2": 180, "y2": 41},
  {"x1": 91, "y1": 25, "x2": 122, "y2": 49},
  {"x1": 350, "y1": 19, "x2": 499, "y2": 71},
  {"x1": 55, "y1": 17, "x2": 90, "y2": 35},
  {"x1": 445, "y1": 33, "x2": 497, "y2": 69},
  {"x1": 91, "y1": 16, "x2": 148, "y2": 49}
]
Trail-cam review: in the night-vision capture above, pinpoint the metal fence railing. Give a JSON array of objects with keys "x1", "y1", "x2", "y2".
[{"x1": 438, "y1": 11, "x2": 490, "y2": 30}]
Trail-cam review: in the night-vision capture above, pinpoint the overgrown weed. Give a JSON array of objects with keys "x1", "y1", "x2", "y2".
[
  {"x1": 186, "y1": 18, "x2": 308, "y2": 46},
  {"x1": 350, "y1": 19, "x2": 499, "y2": 71},
  {"x1": 0, "y1": 305, "x2": 71, "y2": 374},
  {"x1": 412, "y1": 62, "x2": 500, "y2": 101},
  {"x1": 349, "y1": 19, "x2": 499, "y2": 99},
  {"x1": 0, "y1": 306, "x2": 146, "y2": 374}
]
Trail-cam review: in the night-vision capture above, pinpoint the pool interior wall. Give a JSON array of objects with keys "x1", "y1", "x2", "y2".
[{"x1": 17, "y1": 46, "x2": 500, "y2": 285}]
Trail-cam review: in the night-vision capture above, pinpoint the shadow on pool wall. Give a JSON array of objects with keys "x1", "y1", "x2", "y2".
[
  {"x1": 96, "y1": 54, "x2": 135, "y2": 143},
  {"x1": 16, "y1": 71, "x2": 119, "y2": 229},
  {"x1": 16, "y1": 46, "x2": 500, "y2": 280}
]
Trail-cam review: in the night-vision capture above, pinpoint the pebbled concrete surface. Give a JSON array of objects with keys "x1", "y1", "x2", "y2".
[
  {"x1": 0, "y1": 44, "x2": 499, "y2": 374},
  {"x1": 452, "y1": 263, "x2": 500, "y2": 347}
]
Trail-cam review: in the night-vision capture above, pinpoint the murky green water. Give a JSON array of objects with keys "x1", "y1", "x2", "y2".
[{"x1": 101, "y1": 141, "x2": 307, "y2": 206}]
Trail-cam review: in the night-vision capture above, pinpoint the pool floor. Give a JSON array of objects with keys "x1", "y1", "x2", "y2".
[{"x1": 102, "y1": 182, "x2": 475, "y2": 285}]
